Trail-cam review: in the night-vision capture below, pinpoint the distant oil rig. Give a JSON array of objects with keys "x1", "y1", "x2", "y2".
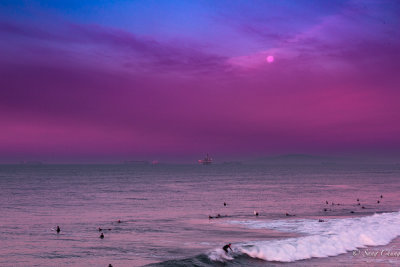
[{"x1": 198, "y1": 154, "x2": 213, "y2": 165}]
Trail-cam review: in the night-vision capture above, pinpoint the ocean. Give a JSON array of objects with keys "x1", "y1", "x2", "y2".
[{"x1": 1, "y1": 163, "x2": 400, "y2": 266}]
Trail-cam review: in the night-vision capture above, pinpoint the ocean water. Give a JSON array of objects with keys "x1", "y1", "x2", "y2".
[{"x1": 1, "y1": 163, "x2": 400, "y2": 266}]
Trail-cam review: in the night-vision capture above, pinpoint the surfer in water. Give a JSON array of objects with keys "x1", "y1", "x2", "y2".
[
  {"x1": 56, "y1": 226, "x2": 60, "y2": 233},
  {"x1": 223, "y1": 243, "x2": 232, "y2": 253},
  {"x1": 100, "y1": 233, "x2": 104, "y2": 239}
]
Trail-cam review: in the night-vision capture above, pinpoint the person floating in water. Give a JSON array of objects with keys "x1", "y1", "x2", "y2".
[
  {"x1": 380, "y1": 195, "x2": 383, "y2": 199},
  {"x1": 223, "y1": 243, "x2": 232, "y2": 253},
  {"x1": 56, "y1": 226, "x2": 60, "y2": 234},
  {"x1": 224, "y1": 202, "x2": 227, "y2": 206},
  {"x1": 254, "y1": 210, "x2": 259, "y2": 216},
  {"x1": 100, "y1": 233, "x2": 104, "y2": 239}
]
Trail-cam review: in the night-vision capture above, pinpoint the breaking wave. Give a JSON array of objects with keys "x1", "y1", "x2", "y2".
[
  {"x1": 213, "y1": 211, "x2": 400, "y2": 262},
  {"x1": 149, "y1": 212, "x2": 400, "y2": 266}
]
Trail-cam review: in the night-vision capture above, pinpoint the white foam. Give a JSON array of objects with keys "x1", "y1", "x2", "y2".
[
  {"x1": 208, "y1": 248, "x2": 235, "y2": 262},
  {"x1": 208, "y1": 212, "x2": 400, "y2": 262}
]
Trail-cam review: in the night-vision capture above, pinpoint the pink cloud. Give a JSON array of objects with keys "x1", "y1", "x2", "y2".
[{"x1": 1, "y1": 1, "x2": 400, "y2": 161}]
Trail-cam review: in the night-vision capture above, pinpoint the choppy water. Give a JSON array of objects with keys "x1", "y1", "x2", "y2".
[{"x1": 1, "y1": 163, "x2": 400, "y2": 266}]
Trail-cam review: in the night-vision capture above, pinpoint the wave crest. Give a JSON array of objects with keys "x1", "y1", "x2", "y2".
[{"x1": 208, "y1": 212, "x2": 400, "y2": 262}]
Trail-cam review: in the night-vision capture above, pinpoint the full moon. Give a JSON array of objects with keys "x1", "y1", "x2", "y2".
[{"x1": 266, "y1": 55, "x2": 274, "y2": 63}]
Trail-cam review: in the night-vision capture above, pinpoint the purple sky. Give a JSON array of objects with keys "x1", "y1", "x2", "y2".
[{"x1": 1, "y1": 0, "x2": 400, "y2": 163}]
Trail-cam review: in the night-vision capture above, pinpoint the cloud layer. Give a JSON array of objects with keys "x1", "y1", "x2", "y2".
[{"x1": 1, "y1": 0, "x2": 399, "y2": 162}]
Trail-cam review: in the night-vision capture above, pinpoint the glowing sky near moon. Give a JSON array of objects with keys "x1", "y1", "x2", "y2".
[{"x1": 0, "y1": 0, "x2": 400, "y2": 162}]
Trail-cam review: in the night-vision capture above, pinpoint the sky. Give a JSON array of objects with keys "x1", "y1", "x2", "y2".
[{"x1": 0, "y1": 0, "x2": 400, "y2": 163}]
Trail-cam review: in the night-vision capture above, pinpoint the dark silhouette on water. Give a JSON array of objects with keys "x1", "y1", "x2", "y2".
[
  {"x1": 377, "y1": 200, "x2": 380, "y2": 204},
  {"x1": 223, "y1": 243, "x2": 232, "y2": 253},
  {"x1": 318, "y1": 219, "x2": 325, "y2": 222},
  {"x1": 100, "y1": 233, "x2": 104, "y2": 239},
  {"x1": 224, "y1": 202, "x2": 227, "y2": 206},
  {"x1": 209, "y1": 214, "x2": 228, "y2": 219},
  {"x1": 56, "y1": 226, "x2": 60, "y2": 234},
  {"x1": 380, "y1": 195, "x2": 383, "y2": 198},
  {"x1": 326, "y1": 201, "x2": 328, "y2": 204}
]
